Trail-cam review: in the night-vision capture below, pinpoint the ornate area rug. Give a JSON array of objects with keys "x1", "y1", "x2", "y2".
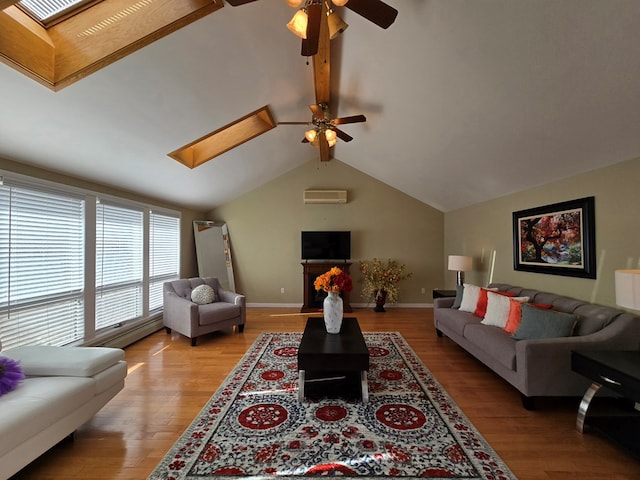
[{"x1": 148, "y1": 332, "x2": 516, "y2": 480}]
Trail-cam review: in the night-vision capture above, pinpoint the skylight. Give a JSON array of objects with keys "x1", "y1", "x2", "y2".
[{"x1": 17, "y1": 0, "x2": 100, "y2": 25}]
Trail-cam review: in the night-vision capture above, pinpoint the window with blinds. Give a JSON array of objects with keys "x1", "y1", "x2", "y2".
[
  {"x1": 0, "y1": 181, "x2": 85, "y2": 349},
  {"x1": 0, "y1": 173, "x2": 181, "y2": 349},
  {"x1": 95, "y1": 201, "x2": 144, "y2": 331},
  {"x1": 149, "y1": 211, "x2": 180, "y2": 312}
]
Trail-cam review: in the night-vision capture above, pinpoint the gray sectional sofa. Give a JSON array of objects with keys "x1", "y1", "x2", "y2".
[{"x1": 434, "y1": 283, "x2": 640, "y2": 409}]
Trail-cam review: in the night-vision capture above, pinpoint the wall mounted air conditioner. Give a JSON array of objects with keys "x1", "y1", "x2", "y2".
[{"x1": 303, "y1": 190, "x2": 348, "y2": 204}]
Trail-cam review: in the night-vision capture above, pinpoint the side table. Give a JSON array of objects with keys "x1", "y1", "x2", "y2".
[
  {"x1": 432, "y1": 289, "x2": 457, "y2": 299},
  {"x1": 571, "y1": 350, "x2": 640, "y2": 459}
]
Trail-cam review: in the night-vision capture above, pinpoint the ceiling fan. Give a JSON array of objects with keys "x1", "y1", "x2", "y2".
[
  {"x1": 168, "y1": 0, "x2": 395, "y2": 168},
  {"x1": 279, "y1": 103, "x2": 366, "y2": 162},
  {"x1": 226, "y1": 0, "x2": 398, "y2": 57}
]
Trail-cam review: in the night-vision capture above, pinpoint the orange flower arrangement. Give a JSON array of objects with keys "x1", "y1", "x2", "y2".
[{"x1": 314, "y1": 266, "x2": 353, "y2": 293}]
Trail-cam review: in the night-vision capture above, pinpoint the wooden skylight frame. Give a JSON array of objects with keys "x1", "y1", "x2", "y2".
[
  {"x1": 0, "y1": 0, "x2": 224, "y2": 91},
  {"x1": 168, "y1": 105, "x2": 277, "y2": 169}
]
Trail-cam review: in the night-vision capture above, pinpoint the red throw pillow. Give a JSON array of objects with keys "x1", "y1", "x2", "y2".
[{"x1": 474, "y1": 289, "x2": 515, "y2": 317}]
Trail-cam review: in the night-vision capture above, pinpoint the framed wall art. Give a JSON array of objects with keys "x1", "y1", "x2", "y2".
[{"x1": 512, "y1": 196, "x2": 596, "y2": 278}]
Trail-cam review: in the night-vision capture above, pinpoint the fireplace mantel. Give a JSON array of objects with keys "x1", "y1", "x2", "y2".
[{"x1": 301, "y1": 262, "x2": 353, "y2": 313}]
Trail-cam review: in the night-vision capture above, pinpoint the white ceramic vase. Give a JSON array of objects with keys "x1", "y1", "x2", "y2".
[{"x1": 323, "y1": 291, "x2": 343, "y2": 334}]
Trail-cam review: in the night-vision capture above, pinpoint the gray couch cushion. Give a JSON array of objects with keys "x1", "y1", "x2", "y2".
[
  {"x1": 436, "y1": 308, "x2": 481, "y2": 337},
  {"x1": 572, "y1": 304, "x2": 622, "y2": 336},
  {"x1": 463, "y1": 324, "x2": 516, "y2": 370}
]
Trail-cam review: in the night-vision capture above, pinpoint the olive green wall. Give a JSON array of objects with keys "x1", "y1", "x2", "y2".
[
  {"x1": 0, "y1": 156, "x2": 203, "y2": 279},
  {"x1": 209, "y1": 160, "x2": 443, "y2": 306},
  {"x1": 443, "y1": 156, "x2": 640, "y2": 308}
]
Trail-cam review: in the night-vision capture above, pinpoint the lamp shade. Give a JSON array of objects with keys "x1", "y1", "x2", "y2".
[
  {"x1": 287, "y1": 10, "x2": 308, "y2": 39},
  {"x1": 615, "y1": 269, "x2": 640, "y2": 310},
  {"x1": 448, "y1": 255, "x2": 473, "y2": 272},
  {"x1": 327, "y1": 11, "x2": 348, "y2": 39}
]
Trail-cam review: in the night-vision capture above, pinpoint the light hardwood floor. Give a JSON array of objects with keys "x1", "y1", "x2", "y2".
[{"x1": 10, "y1": 307, "x2": 640, "y2": 480}]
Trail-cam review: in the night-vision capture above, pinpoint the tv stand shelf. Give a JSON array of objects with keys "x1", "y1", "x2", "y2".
[{"x1": 301, "y1": 261, "x2": 352, "y2": 313}]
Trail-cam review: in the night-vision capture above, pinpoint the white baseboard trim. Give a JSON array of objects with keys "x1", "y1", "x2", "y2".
[{"x1": 247, "y1": 302, "x2": 433, "y2": 309}]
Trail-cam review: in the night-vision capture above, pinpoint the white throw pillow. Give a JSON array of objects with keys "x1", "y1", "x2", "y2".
[
  {"x1": 481, "y1": 292, "x2": 529, "y2": 328},
  {"x1": 191, "y1": 284, "x2": 216, "y2": 305},
  {"x1": 459, "y1": 284, "x2": 483, "y2": 313}
]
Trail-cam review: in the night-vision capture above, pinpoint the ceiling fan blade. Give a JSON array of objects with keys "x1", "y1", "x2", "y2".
[
  {"x1": 333, "y1": 114, "x2": 366, "y2": 125},
  {"x1": 301, "y1": 2, "x2": 322, "y2": 57},
  {"x1": 226, "y1": 0, "x2": 258, "y2": 5},
  {"x1": 331, "y1": 127, "x2": 353, "y2": 142},
  {"x1": 309, "y1": 104, "x2": 325, "y2": 121},
  {"x1": 345, "y1": 0, "x2": 398, "y2": 29},
  {"x1": 318, "y1": 133, "x2": 330, "y2": 162}
]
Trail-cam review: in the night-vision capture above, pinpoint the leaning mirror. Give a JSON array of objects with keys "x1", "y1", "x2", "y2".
[{"x1": 193, "y1": 221, "x2": 236, "y2": 292}]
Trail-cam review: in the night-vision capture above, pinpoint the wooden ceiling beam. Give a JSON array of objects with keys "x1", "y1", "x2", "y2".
[{"x1": 312, "y1": 1, "x2": 330, "y2": 106}]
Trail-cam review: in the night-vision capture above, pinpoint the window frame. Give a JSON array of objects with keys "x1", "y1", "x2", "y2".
[{"x1": 0, "y1": 169, "x2": 181, "y2": 349}]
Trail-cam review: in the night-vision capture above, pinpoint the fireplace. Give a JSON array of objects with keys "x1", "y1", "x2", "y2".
[{"x1": 301, "y1": 262, "x2": 352, "y2": 313}]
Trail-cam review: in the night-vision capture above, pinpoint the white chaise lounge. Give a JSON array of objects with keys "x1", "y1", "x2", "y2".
[{"x1": 0, "y1": 340, "x2": 127, "y2": 478}]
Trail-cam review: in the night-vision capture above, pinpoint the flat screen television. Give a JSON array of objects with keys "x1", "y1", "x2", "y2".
[{"x1": 301, "y1": 231, "x2": 351, "y2": 260}]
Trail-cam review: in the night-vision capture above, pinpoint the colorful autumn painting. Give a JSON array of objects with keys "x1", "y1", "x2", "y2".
[
  {"x1": 519, "y1": 208, "x2": 583, "y2": 265},
  {"x1": 512, "y1": 197, "x2": 596, "y2": 278}
]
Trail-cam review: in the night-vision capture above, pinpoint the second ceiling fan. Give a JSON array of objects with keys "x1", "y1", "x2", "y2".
[{"x1": 279, "y1": 103, "x2": 366, "y2": 163}]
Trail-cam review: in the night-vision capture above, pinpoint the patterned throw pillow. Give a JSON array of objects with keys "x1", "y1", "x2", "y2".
[
  {"x1": 459, "y1": 284, "x2": 487, "y2": 313},
  {"x1": 191, "y1": 284, "x2": 216, "y2": 305},
  {"x1": 474, "y1": 289, "x2": 516, "y2": 318},
  {"x1": 481, "y1": 292, "x2": 529, "y2": 328}
]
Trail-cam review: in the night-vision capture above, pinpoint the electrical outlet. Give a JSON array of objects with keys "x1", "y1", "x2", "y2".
[
  {"x1": 421, "y1": 287, "x2": 426, "y2": 295},
  {"x1": 280, "y1": 287, "x2": 285, "y2": 294}
]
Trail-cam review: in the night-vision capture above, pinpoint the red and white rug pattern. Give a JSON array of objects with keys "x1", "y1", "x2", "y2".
[{"x1": 148, "y1": 332, "x2": 516, "y2": 479}]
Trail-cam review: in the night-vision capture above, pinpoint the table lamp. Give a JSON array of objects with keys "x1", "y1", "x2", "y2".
[
  {"x1": 448, "y1": 255, "x2": 473, "y2": 286},
  {"x1": 615, "y1": 269, "x2": 640, "y2": 310}
]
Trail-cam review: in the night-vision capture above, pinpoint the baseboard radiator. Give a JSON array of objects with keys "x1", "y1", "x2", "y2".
[{"x1": 97, "y1": 317, "x2": 164, "y2": 348}]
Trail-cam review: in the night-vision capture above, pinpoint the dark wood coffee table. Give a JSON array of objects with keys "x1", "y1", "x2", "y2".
[{"x1": 297, "y1": 317, "x2": 370, "y2": 402}]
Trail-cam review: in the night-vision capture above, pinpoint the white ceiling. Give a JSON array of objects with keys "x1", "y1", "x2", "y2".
[{"x1": 1, "y1": 0, "x2": 640, "y2": 212}]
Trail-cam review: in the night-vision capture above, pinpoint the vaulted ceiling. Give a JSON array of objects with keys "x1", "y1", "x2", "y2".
[{"x1": 1, "y1": 0, "x2": 639, "y2": 212}]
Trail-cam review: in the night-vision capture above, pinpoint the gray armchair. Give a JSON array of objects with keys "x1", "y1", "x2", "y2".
[{"x1": 163, "y1": 277, "x2": 246, "y2": 346}]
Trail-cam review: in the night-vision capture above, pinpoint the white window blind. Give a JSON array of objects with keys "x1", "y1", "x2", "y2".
[
  {"x1": 96, "y1": 201, "x2": 143, "y2": 330},
  {"x1": 17, "y1": 0, "x2": 94, "y2": 22},
  {"x1": 149, "y1": 211, "x2": 180, "y2": 312},
  {"x1": 0, "y1": 181, "x2": 85, "y2": 349}
]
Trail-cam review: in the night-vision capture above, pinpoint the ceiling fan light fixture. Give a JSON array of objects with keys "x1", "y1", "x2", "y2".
[
  {"x1": 305, "y1": 129, "x2": 317, "y2": 143},
  {"x1": 327, "y1": 10, "x2": 348, "y2": 39},
  {"x1": 286, "y1": 0, "x2": 305, "y2": 7},
  {"x1": 324, "y1": 128, "x2": 337, "y2": 142},
  {"x1": 331, "y1": 0, "x2": 349, "y2": 6},
  {"x1": 287, "y1": 9, "x2": 308, "y2": 39}
]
